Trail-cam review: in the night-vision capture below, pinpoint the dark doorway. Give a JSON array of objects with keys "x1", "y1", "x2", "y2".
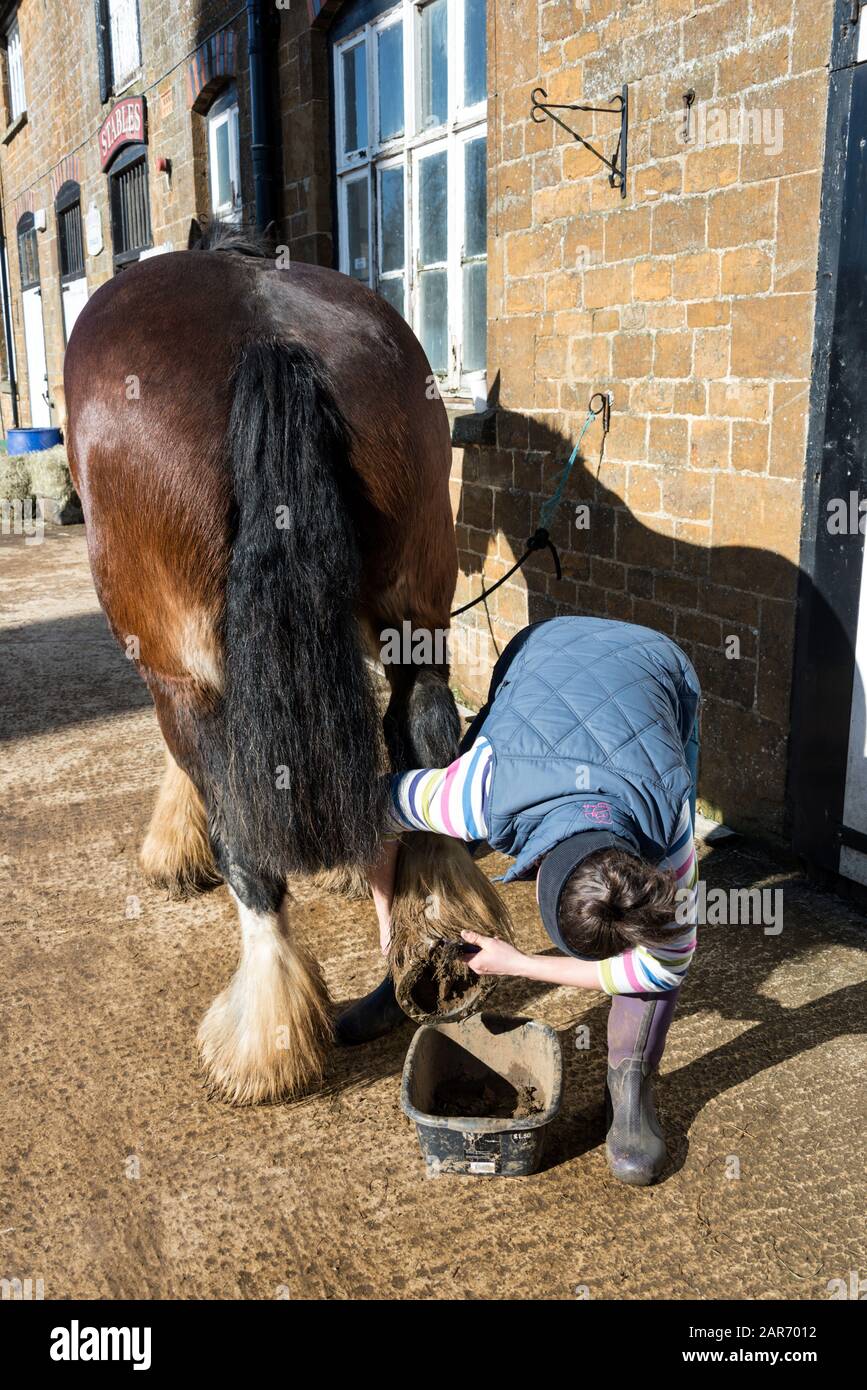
[{"x1": 790, "y1": 13, "x2": 867, "y2": 883}]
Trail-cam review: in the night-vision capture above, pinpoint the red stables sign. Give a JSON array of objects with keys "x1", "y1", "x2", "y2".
[{"x1": 98, "y1": 96, "x2": 146, "y2": 170}]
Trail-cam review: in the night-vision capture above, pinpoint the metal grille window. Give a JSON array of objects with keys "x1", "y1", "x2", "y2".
[
  {"x1": 57, "y1": 189, "x2": 85, "y2": 283},
  {"x1": 17, "y1": 215, "x2": 38, "y2": 290},
  {"x1": 108, "y1": 0, "x2": 141, "y2": 90},
  {"x1": 5, "y1": 17, "x2": 26, "y2": 121},
  {"x1": 109, "y1": 147, "x2": 152, "y2": 267},
  {"x1": 333, "y1": 0, "x2": 487, "y2": 401}
]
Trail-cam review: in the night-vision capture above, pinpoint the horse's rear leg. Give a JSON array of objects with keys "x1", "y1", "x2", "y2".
[
  {"x1": 139, "y1": 743, "x2": 220, "y2": 895},
  {"x1": 197, "y1": 864, "x2": 332, "y2": 1105},
  {"x1": 383, "y1": 662, "x2": 461, "y2": 769},
  {"x1": 150, "y1": 697, "x2": 333, "y2": 1104},
  {"x1": 381, "y1": 654, "x2": 513, "y2": 1023}
]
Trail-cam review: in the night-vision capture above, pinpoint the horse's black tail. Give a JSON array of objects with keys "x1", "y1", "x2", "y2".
[{"x1": 218, "y1": 339, "x2": 385, "y2": 880}]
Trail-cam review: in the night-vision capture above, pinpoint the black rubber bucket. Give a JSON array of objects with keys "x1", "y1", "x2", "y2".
[{"x1": 400, "y1": 1012, "x2": 562, "y2": 1177}]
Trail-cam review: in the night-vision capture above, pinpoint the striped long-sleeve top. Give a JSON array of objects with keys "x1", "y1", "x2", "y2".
[{"x1": 386, "y1": 737, "x2": 697, "y2": 996}]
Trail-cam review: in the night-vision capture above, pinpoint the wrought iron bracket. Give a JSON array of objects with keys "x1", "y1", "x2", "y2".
[{"x1": 530, "y1": 85, "x2": 628, "y2": 198}]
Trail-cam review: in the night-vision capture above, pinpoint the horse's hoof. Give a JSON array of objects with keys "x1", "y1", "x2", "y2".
[
  {"x1": 393, "y1": 944, "x2": 500, "y2": 1023},
  {"x1": 140, "y1": 758, "x2": 221, "y2": 898},
  {"x1": 388, "y1": 833, "x2": 513, "y2": 1024},
  {"x1": 139, "y1": 856, "x2": 221, "y2": 900},
  {"x1": 140, "y1": 827, "x2": 221, "y2": 899},
  {"x1": 197, "y1": 1002, "x2": 331, "y2": 1104},
  {"x1": 196, "y1": 950, "x2": 333, "y2": 1105}
]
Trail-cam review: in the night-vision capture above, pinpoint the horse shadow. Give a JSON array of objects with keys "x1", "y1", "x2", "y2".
[{"x1": 0, "y1": 608, "x2": 152, "y2": 742}]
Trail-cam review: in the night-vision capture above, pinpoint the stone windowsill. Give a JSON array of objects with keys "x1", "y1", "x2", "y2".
[
  {"x1": 2, "y1": 110, "x2": 27, "y2": 145},
  {"x1": 110, "y1": 70, "x2": 144, "y2": 100}
]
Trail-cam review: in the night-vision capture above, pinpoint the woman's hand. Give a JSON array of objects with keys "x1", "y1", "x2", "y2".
[{"x1": 460, "y1": 930, "x2": 527, "y2": 978}]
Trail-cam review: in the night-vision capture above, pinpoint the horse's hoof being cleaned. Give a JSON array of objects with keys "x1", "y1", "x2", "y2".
[{"x1": 387, "y1": 834, "x2": 514, "y2": 1024}]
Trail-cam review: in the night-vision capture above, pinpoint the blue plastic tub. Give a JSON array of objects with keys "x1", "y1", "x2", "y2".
[{"x1": 6, "y1": 426, "x2": 63, "y2": 454}]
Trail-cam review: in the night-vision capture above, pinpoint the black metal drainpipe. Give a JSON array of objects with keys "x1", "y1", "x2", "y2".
[
  {"x1": 247, "y1": 0, "x2": 276, "y2": 232},
  {"x1": 0, "y1": 201, "x2": 19, "y2": 430}
]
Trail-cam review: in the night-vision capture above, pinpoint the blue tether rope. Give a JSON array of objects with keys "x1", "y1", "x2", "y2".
[{"x1": 451, "y1": 399, "x2": 606, "y2": 618}]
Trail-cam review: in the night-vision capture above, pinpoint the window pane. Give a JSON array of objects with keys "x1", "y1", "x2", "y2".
[
  {"x1": 8, "y1": 24, "x2": 25, "y2": 118},
  {"x1": 109, "y1": 0, "x2": 141, "y2": 87},
  {"x1": 377, "y1": 24, "x2": 404, "y2": 141},
  {"x1": 464, "y1": 0, "x2": 486, "y2": 107},
  {"x1": 342, "y1": 43, "x2": 368, "y2": 154},
  {"x1": 215, "y1": 121, "x2": 231, "y2": 208},
  {"x1": 346, "y1": 179, "x2": 370, "y2": 280},
  {"x1": 378, "y1": 275, "x2": 405, "y2": 316},
  {"x1": 18, "y1": 228, "x2": 38, "y2": 288},
  {"x1": 420, "y1": 270, "x2": 448, "y2": 372},
  {"x1": 463, "y1": 262, "x2": 486, "y2": 371},
  {"x1": 419, "y1": 0, "x2": 447, "y2": 129},
  {"x1": 464, "y1": 137, "x2": 486, "y2": 258},
  {"x1": 418, "y1": 151, "x2": 447, "y2": 266},
  {"x1": 380, "y1": 166, "x2": 404, "y2": 273}
]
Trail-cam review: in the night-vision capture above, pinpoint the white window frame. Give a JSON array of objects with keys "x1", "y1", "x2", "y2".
[
  {"x1": 5, "y1": 17, "x2": 25, "y2": 122},
  {"x1": 333, "y1": 0, "x2": 487, "y2": 402},
  {"x1": 208, "y1": 86, "x2": 242, "y2": 223},
  {"x1": 108, "y1": 0, "x2": 141, "y2": 93},
  {"x1": 340, "y1": 165, "x2": 372, "y2": 280},
  {"x1": 375, "y1": 151, "x2": 407, "y2": 314}
]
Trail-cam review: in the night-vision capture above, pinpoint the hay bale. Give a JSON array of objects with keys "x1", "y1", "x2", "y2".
[
  {"x1": 0, "y1": 443, "x2": 82, "y2": 523},
  {"x1": 0, "y1": 452, "x2": 30, "y2": 501}
]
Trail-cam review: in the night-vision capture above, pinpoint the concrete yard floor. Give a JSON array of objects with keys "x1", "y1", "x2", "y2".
[{"x1": 1, "y1": 524, "x2": 865, "y2": 1302}]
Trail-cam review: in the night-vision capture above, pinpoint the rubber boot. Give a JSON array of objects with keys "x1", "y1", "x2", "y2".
[
  {"x1": 335, "y1": 974, "x2": 409, "y2": 1046},
  {"x1": 605, "y1": 989, "x2": 679, "y2": 1186}
]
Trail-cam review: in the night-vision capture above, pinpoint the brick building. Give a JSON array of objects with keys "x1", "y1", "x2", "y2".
[
  {"x1": 3, "y1": 0, "x2": 867, "y2": 878},
  {"x1": 0, "y1": 0, "x2": 257, "y2": 433}
]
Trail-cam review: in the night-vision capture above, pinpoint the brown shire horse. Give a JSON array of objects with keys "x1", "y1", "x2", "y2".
[{"x1": 64, "y1": 225, "x2": 509, "y2": 1105}]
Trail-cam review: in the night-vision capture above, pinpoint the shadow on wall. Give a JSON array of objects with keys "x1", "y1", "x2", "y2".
[{"x1": 450, "y1": 396, "x2": 846, "y2": 846}]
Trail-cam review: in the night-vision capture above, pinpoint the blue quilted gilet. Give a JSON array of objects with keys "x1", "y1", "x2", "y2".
[{"x1": 471, "y1": 618, "x2": 701, "y2": 881}]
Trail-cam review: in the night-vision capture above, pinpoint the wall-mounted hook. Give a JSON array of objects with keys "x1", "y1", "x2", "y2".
[
  {"x1": 682, "y1": 90, "x2": 696, "y2": 144},
  {"x1": 589, "y1": 390, "x2": 612, "y2": 435}
]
